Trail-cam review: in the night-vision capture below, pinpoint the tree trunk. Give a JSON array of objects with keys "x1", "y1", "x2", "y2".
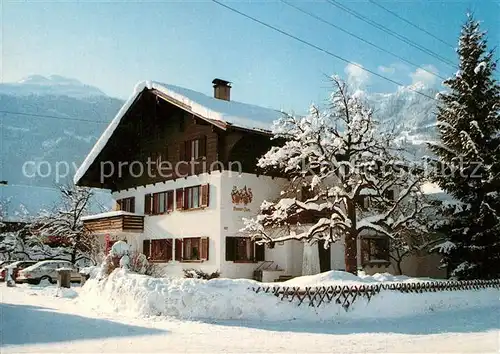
[
  {"x1": 395, "y1": 260, "x2": 403, "y2": 275},
  {"x1": 345, "y1": 201, "x2": 358, "y2": 274},
  {"x1": 344, "y1": 234, "x2": 357, "y2": 274},
  {"x1": 71, "y1": 246, "x2": 78, "y2": 265}
]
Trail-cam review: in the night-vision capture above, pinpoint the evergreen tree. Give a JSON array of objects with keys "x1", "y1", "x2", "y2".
[{"x1": 429, "y1": 13, "x2": 500, "y2": 279}]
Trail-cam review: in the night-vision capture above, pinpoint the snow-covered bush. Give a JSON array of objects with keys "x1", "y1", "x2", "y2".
[{"x1": 183, "y1": 268, "x2": 220, "y2": 280}]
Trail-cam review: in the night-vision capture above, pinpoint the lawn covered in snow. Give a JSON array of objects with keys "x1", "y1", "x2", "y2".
[{"x1": 75, "y1": 269, "x2": 499, "y2": 322}]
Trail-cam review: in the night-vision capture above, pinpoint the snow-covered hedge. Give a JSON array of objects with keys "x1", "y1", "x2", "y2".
[{"x1": 78, "y1": 269, "x2": 499, "y2": 322}]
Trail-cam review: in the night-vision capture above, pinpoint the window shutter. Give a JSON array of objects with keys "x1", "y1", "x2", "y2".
[
  {"x1": 199, "y1": 136, "x2": 207, "y2": 157},
  {"x1": 175, "y1": 239, "x2": 183, "y2": 261},
  {"x1": 200, "y1": 237, "x2": 209, "y2": 261},
  {"x1": 144, "y1": 194, "x2": 152, "y2": 214},
  {"x1": 255, "y1": 242, "x2": 265, "y2": 262},
  {"x1": 225, "y1": 237, "x2": 236, "y2": 261},
  {"x1": 152, "y1": 193, "x2": 159, "y2": 214},
  {"x1": 176, "y1": 189, "x2": 184, "y2": 210},
  {"x1": 200, "y1": 184, "x2": 209, "y2": 208},
  {"x1": 166, "y1": 191, "x2": 174, "y2": 211},
  {"x1": 130, "y1": 197, "x2": 135, "y2": 213},
  {"x1": 179, "y1": 142, "x2": 186, "y2": 161},
  {"x1": 143, "y1": 240, "x2": 150, "y2": 258},
  {"x1": 183, "y1": 188, "x2": 189, "y2": 209},
  {"x1": 116, "y1": 199, "x2": 122, "y2": 211},
  {"x1": 166, "y1": 239, "x2": 173, "y2": 261},
  {"x1": 150, "y1": 240, "x2": 158, "y2": 260}
]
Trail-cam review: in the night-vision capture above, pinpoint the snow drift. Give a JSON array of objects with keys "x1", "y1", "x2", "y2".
[{"x1": 78, "y1": 270, "x2": 500, "y2": 322}]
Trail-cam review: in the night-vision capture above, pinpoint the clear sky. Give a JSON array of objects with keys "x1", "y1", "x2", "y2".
[{"x1": 2, "y1": 0, "x2": 499, "y2": 113}]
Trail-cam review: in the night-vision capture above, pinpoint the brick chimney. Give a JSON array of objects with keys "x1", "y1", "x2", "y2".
[{"x1": 212, "y1": 78, "x2": 231, "y2": 101}]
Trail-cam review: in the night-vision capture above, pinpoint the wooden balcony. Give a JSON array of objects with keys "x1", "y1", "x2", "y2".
[{"x1": 82, "y1": 211, "x2": 144, "y2": 234}]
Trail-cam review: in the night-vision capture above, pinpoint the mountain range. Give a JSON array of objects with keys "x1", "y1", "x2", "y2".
[{"x1": 0, "y1": 75, "x2": 438, "y2": 218}]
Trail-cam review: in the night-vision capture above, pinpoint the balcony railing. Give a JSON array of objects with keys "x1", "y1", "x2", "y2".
[{"x1": 82, "y1": 211, "x2": 144, "y2": 233}]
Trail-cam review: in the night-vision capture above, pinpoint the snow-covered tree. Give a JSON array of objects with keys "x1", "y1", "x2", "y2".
[
  {"x1": 32, "y1": 184, "x2": 97, "y2": 264},
  {"x1": 428, "y1": 13, "x2": 500, "y2": 279},
  {"x1": 243, "y1": 76, "x2": 432, "y2": 274}
]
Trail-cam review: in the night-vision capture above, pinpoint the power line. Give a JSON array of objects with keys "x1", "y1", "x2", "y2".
[
  {"x1": 367, "y1": 0, "x2": 455, "y2": 49},
  {"x1": 0, "y1": 110, "x2": 108, "y2": 124},
  {"x1": 325, "y1": 0, "x2": 456, "y2": 68},
  {"x1": 280, "y1": 0, "x2": 447, "y2": 81},
  {"x1": 211, "y1": 0, "x2": 437, "y2": 101}
]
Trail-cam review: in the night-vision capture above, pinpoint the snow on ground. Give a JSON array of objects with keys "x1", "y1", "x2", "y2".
[
  {"x1": 1, "y1": 280, "x2": 499, "y2": 353},
  {"x1": 75, "y1": 269, "x2": 499, "y2": 323},
  {"x1": 281, "y1": 270, "x2": 437, "y2": 286}
]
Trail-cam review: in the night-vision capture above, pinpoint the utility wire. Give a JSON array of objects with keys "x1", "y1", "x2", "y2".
[
  {"x1": 280, "y1": 0, "x2": 446, "y2": 81},
  {"x1": 211, "y1": 0, "x2": 438, "y2": 101},
  {"x1": 0, "y1": 110, "x2": 108, "y2": 124},
  {"x1": 367, "y1": 0, "x2": 455, "y2": 49},
  {"x1": 325, "y1": 0, "x2": 456, "y2": 68}
]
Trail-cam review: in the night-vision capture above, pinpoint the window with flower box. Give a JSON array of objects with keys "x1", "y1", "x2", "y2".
[
  {"x1": 174, "y1": 237, "x2": 209, "y2": 262},
  {"x1": 144, "y1": 190, "x2": 174, "y2": 215},
  {"x1": 143, "y1": 239, "x2": 173, "y2": 262},
  {"x1": 175, "y1": 184, "x2": 209, "y2": 211},
  {"x1": 225, "y1": 237, "x2": 265, "y2": 262}
]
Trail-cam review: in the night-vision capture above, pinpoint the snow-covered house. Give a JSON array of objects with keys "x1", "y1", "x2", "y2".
[{"x1": 74, "y1": 79, "x2": 444, "y2": 279}]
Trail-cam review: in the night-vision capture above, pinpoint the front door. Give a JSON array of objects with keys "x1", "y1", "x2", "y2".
[{"x1": 318, "y1": 240, "x2": 331, "y2": 273}]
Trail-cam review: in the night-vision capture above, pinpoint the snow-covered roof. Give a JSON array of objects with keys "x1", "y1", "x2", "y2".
[
  {"x1": 74, "y1": 81, "x2": 282, "y2": 185},
  {"x1": 81, "y1": 210, "x2": 143, "y2": 221}
]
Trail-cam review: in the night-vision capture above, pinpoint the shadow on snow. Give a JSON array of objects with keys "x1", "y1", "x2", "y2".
[
  {"x1": 207, "y1": 306, "x2": 500, "y2": 335},
  {"x1": 0, "y1": 303, "x2": 167, "y2": 346}
]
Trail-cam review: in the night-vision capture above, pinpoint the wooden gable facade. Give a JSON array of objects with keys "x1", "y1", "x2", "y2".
[{"x1": 77, "y1": 88, "x2": 279, "y2": 191}]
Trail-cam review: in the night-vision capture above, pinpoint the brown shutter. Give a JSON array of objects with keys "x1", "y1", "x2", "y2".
[
  {"x1": 166, "y1": 191, "x2": 174, "y2": 211},
  {"x1": 225, "y1": 237, "x2": 236, "y2": 261},
  {"x1": 116, "y1": 199, "x2": 122, "y2": 211},
  {"x1": 176, "y1": 189, "x2": 184, "y2": 210},
  {"x1": 183, "y1": 188, "x2": 189, "y2": 209},
  {"x1": 200, "y1": 237, "x2": 209, "y2": 260},
  {"x1": 199, "y1": 136, "x2": 207, "y2": 157},
  {"x1": 143, "y1": 240, "x2": 150, "y2": 258},
  {"x1": 166, "y1": 239, "x2": 173, "y2": 261},
  {"x1": 150, "y1": 240, "x2": 158, "y2": 260},
  {"x1": 200, "y1": 184, "x2": 209, "y2": 208},
  {"x1": 130, "y1": 197, "x2": 135, "y2": 213},
  {"x1": 179, "y1": 142, "x2": 186, "y2": 161},
  {"x1": 152, "y1": 193, "x2": 159, "y2": 214},
  {"x1": 255, "y1": 241, "x2": 265, "y2": 262},
  {"x1": 175, "y1": 239, "x2": 183, "y2": 261},
  {"x1": 144, "y1": 194, "x2": 152, "y2": 214}
]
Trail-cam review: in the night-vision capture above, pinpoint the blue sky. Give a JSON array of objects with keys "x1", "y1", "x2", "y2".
[{"x1": 2, "y1": 0, "x2": 499, "y2": 113}]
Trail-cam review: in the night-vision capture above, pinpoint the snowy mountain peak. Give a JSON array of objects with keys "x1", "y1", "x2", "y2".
[{"x1": 0, "y1": 75, "x2": 106, "y2": 98}]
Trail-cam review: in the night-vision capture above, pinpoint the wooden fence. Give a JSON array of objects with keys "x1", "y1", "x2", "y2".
[{"x1": 249, "y1": 279, "x2": 500, "y2": 310}]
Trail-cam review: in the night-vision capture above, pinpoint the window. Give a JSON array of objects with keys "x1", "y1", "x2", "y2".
[
  {"x1": 176, "y1": 184, "x2": 209, "y2": 210},
  {"x1": 225, "y1": 237, "x2": 265, "y2": 262},
  {"x1": 179, "y1": 136, "x2": 206, "y2": 161},
  {"x1": 361, "y1": 237, "x2": 390, "y2": 265},
  {"x1": 143, "y1": 239, "x2": 172, "y2": 262},
  {"x1": 174, "y1": 237, "x2": 209, "y2": 261},
  {"x1": 117, "y1": 197, "x2": 135, "y2": 212},
  {"x1": 145, "y1": 191, "x2": 174, "y2": 215}
]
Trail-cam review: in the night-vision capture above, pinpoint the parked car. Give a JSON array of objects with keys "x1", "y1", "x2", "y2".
[
  {"x1": 17, "y1": 260, "x2": 80, "y2": 284},
  {"x1": 5, "y1": 260, "x2": 39, "y2": 282},
  {"x1": 0, "y1": 260, "x2": 17, "y2": 281}
]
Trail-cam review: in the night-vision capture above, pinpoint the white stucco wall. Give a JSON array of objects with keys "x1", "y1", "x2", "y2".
[
  {"x1": 112, "y1": 172, "x2": 223, "y2": 276},
  {"x1": 110, "y1": 171, "x2": 292, "y2": 279},
  {"x1": 218, "y1": 171, "x2": 289, "y2": 278}
]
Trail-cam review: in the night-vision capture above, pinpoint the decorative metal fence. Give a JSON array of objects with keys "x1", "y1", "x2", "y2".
[{"x1": 249, "y1": 279, "x2": 500, "y2": 310}]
